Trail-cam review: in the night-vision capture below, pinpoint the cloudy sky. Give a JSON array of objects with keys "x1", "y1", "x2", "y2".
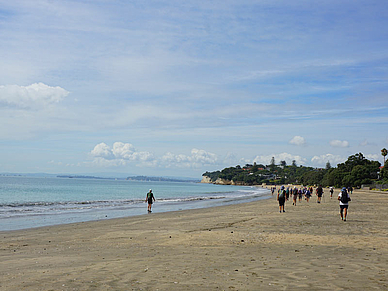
[{"x1": 1, "y1": 0, "x2": 387, "y2": 178}]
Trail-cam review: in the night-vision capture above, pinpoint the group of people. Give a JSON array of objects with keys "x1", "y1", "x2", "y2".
[
  {"x1": 275, "y1": 185, "x2": 351, "y2": 221},
  {"x1": 273, "y1": 185, "x2": 322, "y2": 206},
  {"x1": 146, "y1": 185, "x2": 352, "y2": 221}
]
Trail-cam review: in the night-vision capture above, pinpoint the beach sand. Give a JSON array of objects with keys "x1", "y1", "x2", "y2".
[{"x1": 1, "y1": 188, "x2": 387, "y2": 290}]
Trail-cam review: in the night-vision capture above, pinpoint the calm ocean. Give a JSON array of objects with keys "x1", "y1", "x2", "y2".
[{"x1": 0, "y1": 176, "x2": 270, "y2": 231}]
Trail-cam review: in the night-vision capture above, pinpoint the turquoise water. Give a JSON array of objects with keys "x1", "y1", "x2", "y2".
[{"x1": 0, "y1": 176, "x2": 270, "y2": 231}]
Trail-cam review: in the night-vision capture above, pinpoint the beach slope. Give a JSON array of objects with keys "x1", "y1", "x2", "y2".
[{"x1": 1, "y1": 189, "x2": 387, "y2": 290}]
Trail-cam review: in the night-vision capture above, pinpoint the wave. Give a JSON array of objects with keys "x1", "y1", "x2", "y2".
[
  {"x1": 0, "y1": 195, "x2": 229, "y2": 212},
  {"x1": 0, "y1": 187, "x2": 270, "y2": 220}
]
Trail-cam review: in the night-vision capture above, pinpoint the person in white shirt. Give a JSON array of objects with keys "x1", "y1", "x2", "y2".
[{"x1": 338, "y1": 187, "x2": 351, "y2": 221}]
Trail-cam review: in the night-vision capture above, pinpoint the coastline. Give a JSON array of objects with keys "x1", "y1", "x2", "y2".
[
  {"x1": 1, "y1": 188, "x2": 387, "y2": 290},
  {"x1": 0, "y1": 177, "x2": 269, "y2": 232}
]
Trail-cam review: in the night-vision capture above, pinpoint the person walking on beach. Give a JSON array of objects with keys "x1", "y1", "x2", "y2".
[
  {"x1": 298, "y1": 188, "x2": 303, "y2": 202},
  {"x1": 292, "y1": 186, "x2": 298, "y2": 205},
  {"x1": 330, "y1": 187, "x2": 334, "y2": 198},
  {"x1": 277, "y1": 186, "x2": 286, "y2": 213},
  {"x1": 305, "y1": 188, "x2": 311, "y2": 202},
  {"x1": 146, "y1": 189, "x2": 155, "y2": 213},
  {"x1": 316, "y1": 185, "x2": 323, "y2": 203},
  {"x1": 338, "y1": 187, "x2": 351, "y2": 221}
]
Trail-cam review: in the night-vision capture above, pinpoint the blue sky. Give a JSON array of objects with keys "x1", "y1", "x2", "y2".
[{"x1": 0, "y1": 0, "x2": 387, "y2": 178}]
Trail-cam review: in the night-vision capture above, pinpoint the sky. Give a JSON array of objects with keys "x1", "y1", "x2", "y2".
[{"x1": 0, "y1": 0, "x2": 387, "y2": 178}]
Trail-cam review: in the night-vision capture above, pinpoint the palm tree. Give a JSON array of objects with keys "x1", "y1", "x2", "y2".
[{"x1": 382, "y1": 148, "x2": 388, "y2": 164}]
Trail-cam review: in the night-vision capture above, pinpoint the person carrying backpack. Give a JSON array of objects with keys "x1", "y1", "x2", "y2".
[
  {"x1": 329, "y1": 186, "x2": 334, "y2": 198},
  {"x1": 146, "y1": 189, "x2": 156, "y2": 213},
  {"x1": 277, "y1": 185, "x2": 286, "y2": 213},
  {"x1": 316, "y1": 185, "x2": 323, "y2": 203},
  {"x1": 338, "y1": 187, "x2": 351, "y2": 221}
]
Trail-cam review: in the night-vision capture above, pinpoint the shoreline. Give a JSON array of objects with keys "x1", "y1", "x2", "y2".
[
  {"x1": 0, "y1": 186, "x2": 271, "y2": 232},
  {"x1": 1, "y1": 188, "x2": 387, "y2": 290}
]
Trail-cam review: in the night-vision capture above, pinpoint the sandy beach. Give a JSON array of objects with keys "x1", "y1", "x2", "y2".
[{"x1": 1, "y1": 188, "x2": 387, "y2": 291}]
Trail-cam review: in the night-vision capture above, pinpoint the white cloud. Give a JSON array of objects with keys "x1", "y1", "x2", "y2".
[
  {"x1": 48, "y1": 160, "x2": 63, "y2": 166},
  {"x1": 89, "y1": 142, "x2": 217, "y2": 169},
  {"x1": 90, "y1": 142, "x2": 153, "y2": 165},
  {"x1": 0, "y1": 83, "x2": 69, "y2": 109},
  {"x1": 191, "y1": 149, "x2": 218, "y2": 164},
  {"x1": 252, "y1": 153, "x2": 307, "y2": 166},
  {"x1": 112, "y1": 142, "x2": 136, "y2": 160},
  {"x1": 311, "y1": 154, "x2": 346, "y2": 167},
  {"x1": 232, "y1": 70, "x2": 285, "y2": 82},
  {"x1": 91, "y1": 143, "x2": 115, "y2": 160},
  {"x1": 223, "y1": 152, "x2": 238, "y2": 165},
  {"x1": 160, "y1": 148, "x2": 218, "y2": 168},
  {"x1": 289, "y1": 136, "x2": 306, "y2": 146},
  {"x1": 330, "y1": 140, "x2": 349, "y2": 148},
  {"x1": 365, "y1": 154, "x2": 379, "y2": 161},
  {"x1": 89, "y1": 157, "x2": 128, "y2": 167}
]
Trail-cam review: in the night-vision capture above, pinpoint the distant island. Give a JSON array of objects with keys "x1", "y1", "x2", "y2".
[
  {"x1": 56, "y1": 174, "x2": 199, "y2": 183},
  {"x1": 126, "y1": 176, "x2": 200, "y2": 183},
  {"x1": 57, "y1": 175, "x2": 115, "y2": 180}
]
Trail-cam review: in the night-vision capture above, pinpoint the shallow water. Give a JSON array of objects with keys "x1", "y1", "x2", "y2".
[{"x1": 0, "y1": 176, "x2": 270, "y2": 231}]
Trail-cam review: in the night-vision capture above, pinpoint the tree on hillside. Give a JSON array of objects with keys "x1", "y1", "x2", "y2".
[
  {"x1": 202, "y1": 152, "x2": 380, "y2": 187},
  {"x1": 300, "y1": 169, "x2": 325, "y2": 186},
  {"x1": 219, "y1": 166, "x2": 242, "y2": 181},
  {"x1": 322, "y1": 168, "x2": 344, "y2": 188},
  {"x1": 269, "y1": 157, "x2": 276, "y2": 171},
  {"x1": 338, "y1": 153, "x2": 368, "y2": 172},
  {"x1": 381, "y1": 160, "x2": 388, "y2": 181},
  {"x1": 202, "y1": 171, "x2": 221, "y2": 182},
  {"x1": 335, "y1": 153, "x2": 380, "y2": 187},
  {"x1": 382, "y1": 148, "x2": 387, "y2": 164},
  {"x1": 349, "y1": 165, "x2": 373, "y2": 187}
]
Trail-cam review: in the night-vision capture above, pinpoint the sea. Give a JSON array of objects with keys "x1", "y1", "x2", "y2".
[{"x1": 0, "y1": 176, "x2": 270, "y2": 232}]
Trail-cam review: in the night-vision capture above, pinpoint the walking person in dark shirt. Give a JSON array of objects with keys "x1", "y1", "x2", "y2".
[
  {"x1": 146, "y1": 189, "x2": 156, "y2": 213},
  {"x1": 277, "y1": 186, "x2": 286, "y2": 213},
  {"x1": 330, "y1": 186, "x2": 334, "y2": 198},
  {"x1": 316, "y1": 185, "x2": 323, "y2": 203},
  {"x1": 305, "y1": 188, "x2": 311, "y2": 202},
  {"x1": 292, "y1": 186, "x2": 298, "y2": 206}
]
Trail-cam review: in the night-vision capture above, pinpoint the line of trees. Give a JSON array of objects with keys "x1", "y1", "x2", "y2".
[{"x1": 203, "y1": 152, "x2": 386, "y2": 188}]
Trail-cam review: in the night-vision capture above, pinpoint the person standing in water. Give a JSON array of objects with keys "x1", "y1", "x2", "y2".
[{"x1": 146, "y1": 189, "x2": 155, "y2": 212}]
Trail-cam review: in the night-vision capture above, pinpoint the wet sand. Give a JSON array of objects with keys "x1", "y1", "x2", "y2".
[{"x1": 1, "y1": 188, "x2": 387, "y2": 290}]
